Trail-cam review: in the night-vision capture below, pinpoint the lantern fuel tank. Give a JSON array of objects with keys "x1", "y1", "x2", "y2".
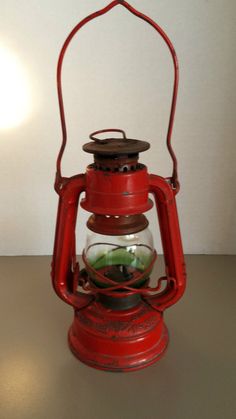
[{"x1": 51, "y1": 1, "x2": 186, "y2": 372}]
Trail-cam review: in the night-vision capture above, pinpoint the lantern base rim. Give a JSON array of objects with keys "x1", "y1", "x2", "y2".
[
  {"x1": 68, "y1": 301, "x2": 169, "y2": 372},
  {"x1": 68, "y1": 326, "x2": 168, "y2": 372}
]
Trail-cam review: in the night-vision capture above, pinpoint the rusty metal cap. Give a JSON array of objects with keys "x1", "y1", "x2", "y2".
[{"x1": 83, "y1": 129, "x2": 150, "y2": 156}]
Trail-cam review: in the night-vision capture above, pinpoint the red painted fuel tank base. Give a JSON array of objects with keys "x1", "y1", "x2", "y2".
[{"x1": 68, "y1": 301, "x2": 168, "y2": 372}]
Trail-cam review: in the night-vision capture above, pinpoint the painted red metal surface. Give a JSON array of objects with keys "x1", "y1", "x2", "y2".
[
  {"x1": 68, "y1": 301, "x2": 168, "y2": 372},
  {"x1": 51, "y1": 174, "x2": 94, "y2": 310},
  {"x1": 80, "y1": 165, "x2": 153, "y2": 215},
  {"x1": 51, "y1": 0, "x2": 186, "y2": 371}
]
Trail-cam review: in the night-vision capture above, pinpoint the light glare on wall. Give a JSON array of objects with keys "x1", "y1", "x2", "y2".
[{"x1": 0, "y1": 46, "x2": 31, "y2": 129}]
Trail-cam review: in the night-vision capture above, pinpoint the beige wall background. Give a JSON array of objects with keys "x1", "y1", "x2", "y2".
[{"x1": 0, "y1": 0, "x2": 235, "y2": 255}]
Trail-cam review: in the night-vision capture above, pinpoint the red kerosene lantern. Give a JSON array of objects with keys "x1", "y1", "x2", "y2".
[{"x1": 51, "y1": 0, "x2": 186, "y2": 372}]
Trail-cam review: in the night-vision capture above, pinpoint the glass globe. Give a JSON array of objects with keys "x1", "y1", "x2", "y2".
[{"x1": 84, "y1": 226, "x2": 154, "y2": 288}]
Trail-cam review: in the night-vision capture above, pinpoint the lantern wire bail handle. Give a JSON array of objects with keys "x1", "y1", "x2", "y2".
[{"x1": 56, "y1": 0, "x2": 180, "y2": 191}]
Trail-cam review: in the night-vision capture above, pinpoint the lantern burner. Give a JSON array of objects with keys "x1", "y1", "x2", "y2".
[
  {"x1": 97, "y1": 264, "x2": 144, "y2": 310},
  {"x1": 105, "y1": 264, "x2": 133, "y2": 282}
]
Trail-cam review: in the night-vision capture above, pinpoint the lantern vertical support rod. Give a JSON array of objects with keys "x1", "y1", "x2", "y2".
[{"x1": 56, "y1": 0, "x2": 179, "y2": 190}]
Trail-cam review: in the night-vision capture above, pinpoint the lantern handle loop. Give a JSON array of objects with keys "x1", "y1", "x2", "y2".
[
  {"x1": 90, "y1": 128, "x2": 127, "y2": 143},
  {"x1": 56, "y1": 0, "x2": 179, "y2": 190}
]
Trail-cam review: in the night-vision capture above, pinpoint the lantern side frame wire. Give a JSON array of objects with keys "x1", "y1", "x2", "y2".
[{"x1": 55, "y1": 0, "x2": 180, "y2": 191}]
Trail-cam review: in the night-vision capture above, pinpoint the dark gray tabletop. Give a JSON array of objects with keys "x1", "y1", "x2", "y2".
[{"x1": 0, "y1": 255, "x2": 235, "y2": 419}]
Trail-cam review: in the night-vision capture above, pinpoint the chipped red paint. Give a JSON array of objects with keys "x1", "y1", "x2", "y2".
[
  {"x1": 80, "y1": 165, "x2": 153, "y2": 216},
  {"x1": 68, "y1": 301, "x2": 169, "y2": 372}
]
